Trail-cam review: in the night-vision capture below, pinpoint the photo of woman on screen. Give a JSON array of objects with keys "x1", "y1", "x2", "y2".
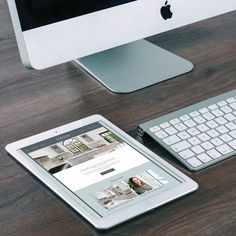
[{"x1": 128, "y1": 176, "x2": 153, "y2": 195}]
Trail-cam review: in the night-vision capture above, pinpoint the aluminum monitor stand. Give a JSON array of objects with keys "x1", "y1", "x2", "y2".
[{"x1": 74, "y1": 40, "x2": 193, "y2": 93}]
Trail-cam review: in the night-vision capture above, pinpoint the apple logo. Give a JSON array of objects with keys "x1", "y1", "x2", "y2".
[{"x1": 160, "y1": 1, "x2": 173, "y2": 20}]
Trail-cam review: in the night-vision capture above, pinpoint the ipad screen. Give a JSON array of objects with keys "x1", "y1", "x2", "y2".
[{"x1": 21, "y1": 122, "x2": 182, "y2": 217}]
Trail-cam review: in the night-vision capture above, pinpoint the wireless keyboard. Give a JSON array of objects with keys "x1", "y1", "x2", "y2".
[{"x1": 137, "y1": 89, "x2": 236, "y2": 171}]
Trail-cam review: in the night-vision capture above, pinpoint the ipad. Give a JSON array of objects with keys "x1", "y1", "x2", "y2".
[{"x1": 5, "y1": 115, "x2": 198, "y2": 229}]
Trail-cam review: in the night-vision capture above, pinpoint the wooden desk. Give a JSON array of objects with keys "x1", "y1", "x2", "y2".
[{"x1": 0, "y1": 1, "x2": 235, "y2": 235}]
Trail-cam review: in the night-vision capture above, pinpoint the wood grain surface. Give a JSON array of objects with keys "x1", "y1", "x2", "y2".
[{"x1": 0, "y1": 1, "x2": 235, "y2": 235}]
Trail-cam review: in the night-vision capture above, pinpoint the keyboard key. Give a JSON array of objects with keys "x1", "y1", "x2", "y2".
[
  {"x1": 207, "y1": 149, "x2": 221, "y2": 159},
  {"x1": 163, "y1": 135, "x2": 181, "y2": 145},
  {"x1": 206, "y1": 120, "x2": 218, "y2": 129},
  {"x1": 197, "y1": 133, "x2": 210, "y2": 142},
  {"x1": 175, "y1": 123, "x2": 187, "y2": 131},
  {"x1": 177, "y1": 131, "x2": 190, "y2": 140},
  {"x1": 220, "y1": 134, "x2": 233, "y2": 142},
  {"x1": 226, "y1": 97, "x2": 236, "y2": 103},
  {"x1": 187, "y1": 157, "x2": 202, "y2": 167},
  {"x1": 225, "y1": 122, "x2": 236, "y2": 130},
  {"x1": 165, "y1": 127, "x2": 178, "y2": 135},
  {"x1": 210, "y1": 138, "x2": 223, "y2": 146},
  {"x1": 179, "y1": 115, "x2": 190, "y2": 121},
  {"x1": 216, "y1": 144, "x2": 233, "y2": 155},
  {"x1": 189, "y1": 111, "x2": 200, "y2": 117},
  {"x1": 188, "y1": 137, "x2": 201, "y2": 145},
  {"x1": 191, "y1": 145, "x2": 204, "y2": 154},
  {"x1": 171, "y1": 140, "x2": 191, "y2": 152},
  {"x1": 196, "y1": 124, "x2": 209, "y2": 132},
  {"x1": 217, "y1": 101, "x2": 227, "y2": 107},
  {"x1": 199, "y1": 108, "x2": 209, "y2": 114},
  {"x1": 184, "y1": 119, "x2": 197, "y2": 127},
  {"x1": 169, "y1": 118, "x2": 180, "y2": 125},
  {"x1": 155, "y1": 130, "x2": 168, "y2": 139},
  {"x1": 229, "y1": 102, "x2": 236, "y2": 110},
  {"x1": 228, "y1": 140, "x2": 236, "y2": 150},
  {"x1": 159, "y1": 122, "x2": 170, "y2": 129},
  {"x1": 207, "y1": 129, "x2": 220, "y2": 138},
  {"x1": 229, "y1": 130, "x2": 236, "y2": 138},
  {"x1": 197, "y1": 153, "x2": 212, "y2": 163},
  {"x1": 224, "y1": 113, "x2": 236, "y2": 121},
  {"x1": 211, "y1": 109, "x2": 224, "y2": 117},
  {"x1": 215, "y1": 117, "x2": 227, "y2": 125},
  {"x1": 149, "y1": 126, "x2": 160, "y2": 133},
  {"x1": 220, "y1": 106, "x2": 233, "y2": 114},
  {"x1": 193, "y1": 116, "x2": 206, "y2": 124},
  {"x1": 202, "y1": 112, "x2": 215, "y2": 121},
  {"x1": 208, "y1": 104, "x2": 218, "y2": 110},
  {"x1": 216, "y1": 125, "x2": 229, "y2": 134},
  {"x1": 187, "y1": 127, "x2": 200, "y2": 136},
  {"x1": 179, "y1": 149, "x2": 195, "y2": 159},
  {"x1": 201, "y1": 141, "x2": 214, "y2": 150}
]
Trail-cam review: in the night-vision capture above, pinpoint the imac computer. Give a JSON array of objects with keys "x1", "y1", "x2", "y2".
[{"x1": 8, "y1": 0, "x2": 236, "y2": 93}]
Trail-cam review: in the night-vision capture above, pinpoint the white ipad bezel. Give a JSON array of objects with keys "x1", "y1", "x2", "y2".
[{"x1": 5, "y1": 114, "x2": 198, "y2": 229}]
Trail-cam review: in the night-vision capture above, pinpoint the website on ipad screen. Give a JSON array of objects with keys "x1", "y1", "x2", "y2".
[{"x1": 21, "y1": 122, "x2": 181, "y2": 217}]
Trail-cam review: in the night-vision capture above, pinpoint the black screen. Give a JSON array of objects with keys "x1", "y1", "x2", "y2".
[{"x1": 15, "y1": 0, "x2": 136, "y2": 31}]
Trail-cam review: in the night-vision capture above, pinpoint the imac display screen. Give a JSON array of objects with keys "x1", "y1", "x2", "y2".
[{"x1": 15, "y1": 0, "x2": 137, "y2": 31}]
